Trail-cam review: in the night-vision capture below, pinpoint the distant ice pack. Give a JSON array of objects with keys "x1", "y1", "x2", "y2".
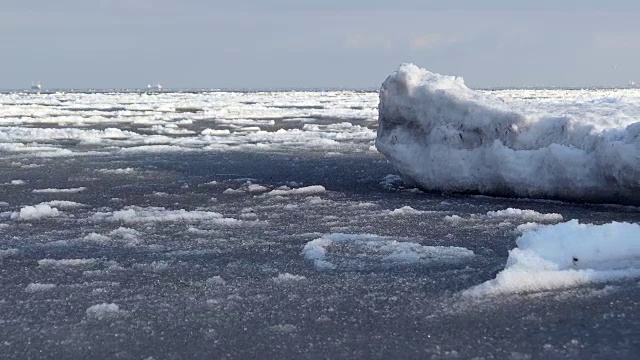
[{"x1": 376, "y1": 64, "x2": 640, "y2": 205}]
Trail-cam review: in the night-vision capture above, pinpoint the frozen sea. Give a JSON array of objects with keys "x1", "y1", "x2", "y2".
[{"x1": 0, "y1": 88, "x2": 639, "y2": 359}]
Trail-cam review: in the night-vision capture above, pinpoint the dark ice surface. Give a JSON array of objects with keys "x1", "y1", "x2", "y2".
[{"x1": 0, "y1": 150, "x2": 639, "y2": 360}]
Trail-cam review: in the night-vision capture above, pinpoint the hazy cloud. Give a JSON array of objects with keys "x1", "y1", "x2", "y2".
[
  {"x1": 409, "y1": 34, "x2": 464, "y2": 49},
  {"x1": 343, "y1": 33, "x2": 392, "y2": 50},
  {"x1": 594, "y1": 33, "x2": 640, "y2": 49}
]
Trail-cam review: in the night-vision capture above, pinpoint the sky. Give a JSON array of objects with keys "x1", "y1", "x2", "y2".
[{"x1": 2, "y1": 0, "x2": 640, "y2": 89}]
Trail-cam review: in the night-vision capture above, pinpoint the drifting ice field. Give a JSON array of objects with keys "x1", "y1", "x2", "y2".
[{"x1": 0, "y1": 89, "x2": 639, "y2": 359}]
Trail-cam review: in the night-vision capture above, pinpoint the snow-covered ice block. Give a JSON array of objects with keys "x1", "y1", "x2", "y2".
[{"x1": 376, "y1": 63, "x2": 640, "y2": 204}]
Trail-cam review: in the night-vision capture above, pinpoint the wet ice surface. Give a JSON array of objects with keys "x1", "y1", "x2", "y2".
[{"x1": 0, "y1": 91, "x2": 639, "y2": 359}]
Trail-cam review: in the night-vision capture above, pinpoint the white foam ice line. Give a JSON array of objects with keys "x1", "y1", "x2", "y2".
[
  {"x1": 464, "y1": 220, "x2": 640, "y2": 296},
  {"x1": 11, "y1": 204, "x2": 60, "y2": 220},
  {"x1": 486, "y1": 208, "x2": 563, "y2": 222},
  {"x1": 266, "y1": 185, "x2": 326, "y2": 196},
  {"x1": 303, "y1": 233, "x2": 474, "y2": 270},
  {"x1": 32, "y1": 187, "x2": 86, "y2": 194},
  {"x1": 25, "y1": 283, "x2": 57, "y2": 292},
  {"x1": 376, "y1": 63, "x2": 640, "y2": 205},
  {"x1": 96, "y1": 168, "x2": 137, "y2": 174},
  {"x1": 39, "y1": 200, "x2": 85, "y2": 208},
  {"x1": 38, "y1": 258, "x2": 98, "y2": 268},
  {"x1": 82, "y1": 228, "x2": 142, "y2": 246},
  {"x1": 272, "y1": 273, "x2": 308, "y2": 283},
  {"x1": 387, "y1": 206, "x2": 436, "y2": 216},
  {"x1": 91, "y1": 206, "x2": 263, "y2": 226},
  {"x1": 0, "y1": 248, "x2": 19, "y2": 260},
  {"x1": 119, "y1": 145, "x2": 194, "y2": 153}
]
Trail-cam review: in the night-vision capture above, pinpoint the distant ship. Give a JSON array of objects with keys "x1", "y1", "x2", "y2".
[{"x1": 31, "y1": 81, "x2": 42, "y2": 91}]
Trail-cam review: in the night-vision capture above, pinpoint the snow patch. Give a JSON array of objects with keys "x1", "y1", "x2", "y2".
[
  {"x1": 267, "y1": 185, "x2": 326, "y2": 196},
  {"x1": 86, "y1": 303, "x2": 125, "y2": 320},
  {"x1": 486, "y1": 208, "x2": 563, "y2": 222},
  {"x1": 39, "y1": 200, "x2": 85, "y2": 208},
  {"x1": 11, "y1": 204, "x2": 60, "y2": 220},
  {"x1": 25, "y1": 283, "x2": 57, "y2": 292},
  {"x1": 32, "y1": 187, "x2": 86, "y2": 193},
  {"x1": 38, "y1": 258, "x2": 98, "y2": 268},
  {"x1": 273, "y1": 273, "x2": 307, "y2": 283},
  {"x1": 387, "y1": 206, "x2": 433, "y2": 216},
  {"x1": 91, "y1": 206, "x2": 243, "y2": 224},
  {"x1": 464, "y1": 220, "x2": 640, "y2": 296},
  {"x1": 303, "y1": 233, "x2": 474, "y2": 270}
]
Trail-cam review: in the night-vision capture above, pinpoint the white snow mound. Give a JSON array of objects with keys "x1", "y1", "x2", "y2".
[
  {"x1": 464, "y1": 220, "x2": 640, "y2": 296},
  {"x1": 376, "y1": 63, "x2": 640, "y2": 204}
]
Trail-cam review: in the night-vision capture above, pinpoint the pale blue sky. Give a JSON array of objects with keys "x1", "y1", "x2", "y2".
[{"x1": 2, "y1": 0, "x2": 640, "y2": 89}]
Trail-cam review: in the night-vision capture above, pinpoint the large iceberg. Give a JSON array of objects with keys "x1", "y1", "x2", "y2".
[{"x1": 376, "y1": 64, "x2": 640, "y2": 205}]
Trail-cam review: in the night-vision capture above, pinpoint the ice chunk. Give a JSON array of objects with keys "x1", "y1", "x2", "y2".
[{"x1": 376, "y1": 63, "x2": 640, "y2": 205}]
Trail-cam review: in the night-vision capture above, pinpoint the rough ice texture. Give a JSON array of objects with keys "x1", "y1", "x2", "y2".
[
  {"x1": 464, "y1": 220, "x2": 640, "y2": 296},
  {"x1": 376, "y1": 63, "x2": 640, "y2": 205}
]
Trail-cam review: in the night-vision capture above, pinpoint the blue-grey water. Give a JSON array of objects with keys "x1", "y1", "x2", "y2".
[{"x1": 0, "y1": 90, "x2": 638, "y2": 359}]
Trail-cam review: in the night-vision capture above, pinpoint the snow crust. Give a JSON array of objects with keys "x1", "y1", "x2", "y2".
[
  {"x1": 303, "y1": 233, "x2": 474, "y2": 270},
  {"x1": 376, "y1": 63, "x2": 640, "y2": 204},
  {"x1": 465, "y1": 220, "x2": 640, "y2": 296}
]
